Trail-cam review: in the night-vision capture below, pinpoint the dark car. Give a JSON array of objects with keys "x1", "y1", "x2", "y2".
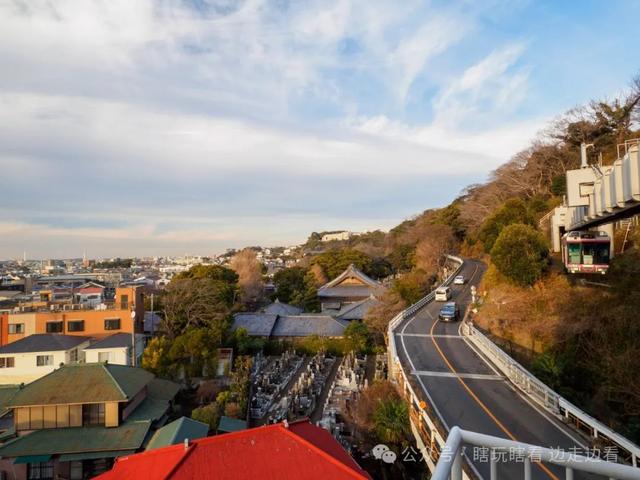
[{"x1": 438, "y1": 302, "x2": 459, "y2": 322}]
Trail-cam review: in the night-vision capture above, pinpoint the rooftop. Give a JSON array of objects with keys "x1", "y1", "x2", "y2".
[
  {"x1": 0, "y1": 334, "x2": 91, "y2": 354},
  {"x1": 85, "y1": 333, "x2": 133, "y2": 350},
  {"x1": 96, "y1": 420, "x2": 370, "y2": 480},
  {"x1": 147, "y1": 417, "x2": 209, "y2": 450},
  {"x1": 8, "y1": 363, "x2": 155, "y2": 406}
]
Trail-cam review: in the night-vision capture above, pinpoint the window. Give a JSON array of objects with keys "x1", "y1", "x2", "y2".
[
  {"x1": 8, "y1": 323, "x2": 24, "y2": 334},
  {"x1": 70, "y1": 348, "x2": 78, "y2": 363},
  {"x1": 27, "y1": 460, "x2": 54, "y2": 480},
  {"x1": 104, "y1": 318, "x2": 121, "y2": 330},
  {"x1": 0, "y1": 357, "x2": 15, "y2": 368},
  {"x1": 82, "y1": 403, "x2": 105, "y2": 426},
  {"x1": 98, "y1": 352, "x2": 112, "y2": 363},
  {"x1": 45, "y1": 321, "x2": 63, "y2": 333},
  {"x1": 67, "y1": 320, "x2": 85, "y2": 332},
  {"x1": 120, "y1": 294, "x2": 129, "y2": 309},
  {"x1": 69, "y1": 461, "x2": 83, "y2": 480},
  {"x1": 36, "y1": 355, "x2": 54, "y2": 367}
]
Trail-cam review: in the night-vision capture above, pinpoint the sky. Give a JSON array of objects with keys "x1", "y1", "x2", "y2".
[{"x1": 1, "y1": 0, "x2": 639, "y2": 259}]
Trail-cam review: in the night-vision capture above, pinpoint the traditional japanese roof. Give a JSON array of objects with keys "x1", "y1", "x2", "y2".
[
  {"x1": 95, "y1": 420, "x2": 371, "y2": 480},
  {"x1": 317, "y1": 264, "x2": 385, "y2": 299},
  {"x1": 8, "y1": 363, "x2": 155, "y2": 406},
  {"x1": 85, "y1": 333, "x2": 132, "y2": 350},
  {"x1": 263, "y1": 299, "x2": 303, "y2": 316},
  {"x1": 335, "y1": 295, "x2": 380, "y2": 321},
  {"x1": 0, "y1": 421, "x2": 151, "y2": 458},
  {"x1": 146, "y1": 417, "x2": 209, "y2": 451},
  {"x1": 0, "y1": 334, "x2": 90, "y2": 354},
  {"x1": 232, "y1": 313, "x2": 279, "y2": 337},
  {"x1": 271, "y1": 315, "x2": 347, "y2": 337}
]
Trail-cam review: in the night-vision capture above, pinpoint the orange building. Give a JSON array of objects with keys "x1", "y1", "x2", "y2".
[{"x1": 2, "y1": 287, "x2": 144, "y2": 347}]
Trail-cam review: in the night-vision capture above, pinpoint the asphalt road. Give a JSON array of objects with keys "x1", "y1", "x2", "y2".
[{"x1": 395, "y1": 259, "x2": 596, "y2": 480}]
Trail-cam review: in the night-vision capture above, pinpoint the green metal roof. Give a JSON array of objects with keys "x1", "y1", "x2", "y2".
[
  {"x1": 0, "y1": 385, "x2": 19, "y2": 415},
  {"x1": 58, "y1": 450, "x2": 135, "y2": 462},
  {"x1": 146, "y1": 417, "x2": 208, "y2": 450},
  {"x1": 0, "y1": 421, "x2": 151, "y2": 458},
  {"x1": 217, "y1": 416, "x2": 247, "y2": 433},
  {"x1": 125, "y1": 396, "x2": 169, "y2": 422},
  {"x1": 8, "y1": 363, "x2": 154, "y2": 407},
  {"x1": 147, "y1": 377, "x2": 181, "y2": 401}
]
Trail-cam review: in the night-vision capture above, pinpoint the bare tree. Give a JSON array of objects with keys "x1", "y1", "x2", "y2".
[{"x1": 230, "y1": 249, "x2": 264, "y2": 307}]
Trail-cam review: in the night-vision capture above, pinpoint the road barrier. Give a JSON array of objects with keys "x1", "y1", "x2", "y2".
[
  {"x1": 387, "y1": 255, "x2": 640, "y2": 477},
  {"x1": 462, "y1": 322, "x2": 640, "y2": 468}
]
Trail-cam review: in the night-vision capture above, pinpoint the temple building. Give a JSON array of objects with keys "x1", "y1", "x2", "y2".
[{"x1": 316, "y1": 264, "x2": 386, "y2": 318}]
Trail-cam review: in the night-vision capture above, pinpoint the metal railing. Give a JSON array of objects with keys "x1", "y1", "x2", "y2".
[
  {"x1": 463, "y1": 323, "x2": 640, "y2": 468},
  {"x1": 432, "y1": 427, "x2": 640, "y2": 480},
  {"x1": 388, "y1": 255, "x2": 640, "y2": 478}
]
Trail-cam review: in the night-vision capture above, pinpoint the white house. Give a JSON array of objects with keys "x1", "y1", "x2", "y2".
[
  {"x1": 84, "y1": 332, "x2": 146, "y2": 366},
  {"x1": 0, "y1": 334, "x2": 91, "y2": 385}
]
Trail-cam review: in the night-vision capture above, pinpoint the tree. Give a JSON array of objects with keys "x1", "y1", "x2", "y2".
[
  {"x1": 272, "y1": 266, "x2": 307, "y2": 303},
  {"x1": 364, "y1": 290, "x2": 406, "y2": 342},
  {"x1": 191, "y1": 403, "x2": 221, "y2": 431},
  {"x1": 174, "y1": 264, "x2": 238, "y2": 284},
  {"x1": 490, "y1": 224, "x2": 548, "y2": 286},
  {"x1": 414, "y1": 224, "x2": 456, "y2": 276},
  {"x1": 373, "y1": 398, "x2": 410, "y2": 446},
  {"x1": 230, "y1": 249, "x2": 264, "y2": 307},
  {"x1": 478, "y1": 198, "x2": 535, "y2": 253},
  {"x1": 168, "y1": 327, "x2": 219, "y2": 379},
  {"x1": 311, "y1": 248, "x2": 374, "y2": 280},
  {"x1": 344, "y1": 321, "x2": 371, "y2": 353},
  {"x1": 162, "y1": 277, "x2": 234, "y2": 339},
  {"x1": 141, "y1": 336, "x2": 172, "y2": 377}
]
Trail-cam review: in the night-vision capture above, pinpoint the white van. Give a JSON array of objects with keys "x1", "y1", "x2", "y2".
[{"x1": 435, "y1": 286, "x2": 451, "y2": 302}]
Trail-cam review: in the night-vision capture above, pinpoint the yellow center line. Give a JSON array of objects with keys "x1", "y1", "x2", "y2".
[{"x1": 429, "y1": 317, "x2": 559, "y2": 480}]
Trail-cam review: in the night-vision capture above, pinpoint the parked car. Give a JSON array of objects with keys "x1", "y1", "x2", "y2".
[
  {"x1": 453, "y1": 275, "x2": 465, "y2": 285},
  {"x1": 434, "y1": 286, "x2": 451, "y2": 302},
  {"x1": 438, "y1": 302, "x2": 459, "y2": 322}
]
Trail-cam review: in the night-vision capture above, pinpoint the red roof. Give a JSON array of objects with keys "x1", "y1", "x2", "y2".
[
  {"x1": 77, "y1": 287, "x2": 104, "y2": 294},
  {"x1": 95, "y1": 420, "x2": 370, "y2": 480}
]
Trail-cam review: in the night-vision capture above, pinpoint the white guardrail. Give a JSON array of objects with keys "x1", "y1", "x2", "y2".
[{"x1": 387, "y1": 255, "x2": 640, "y2": 479}]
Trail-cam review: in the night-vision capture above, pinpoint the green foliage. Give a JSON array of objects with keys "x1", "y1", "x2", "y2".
[
  {"x1": 478, "y1": 198, "x2": 535, "y2": 253},
  {"x1": 272, "y1": 266, "x2": 306, "y2": 303},
  {"x1": 392, "y1": 271, "x2": 431, "y2": 304},
  {"x1": 311, "y1": 248, "x2": 374, "y2": 280},
  {"x1": 168, "y1": 327, "x2": 219, "y2": 379},
  {"x1": 550, "y1": 175, "x2": 566, "y2": 196},
  {"x1": 293, "y1": 335, "x2": 348, "y2": 356},
  {"x1": 229, "y1": 356, "x2": 252, "y2": 414},
  {"x1": 432, "y1": 203, "x2": 467, "y2": 240},
  {"x1": 174, "y1": 264, "x2": 239, "y2": 284},
  {"x1": 191, "y1": 403, "x2": 221, "y2": 431},
  {"x1": 343, "y1": 321, "x2": 371, "y2": 353},
  {"x1": 141, "y1": 336, "x2": 172, "y2": 377},
  {"x1": 490, "y1": 224, "x2": 548, "y2": 286},
  {"x1": 387, "y1": 244, "x2": 415, "y2": 272},
  {"x1": 373, "y1": 398, "x2": 410, "y2": 445},
  {"x1": 232, "y1": 327, "x2": 265, "y2": 355}
]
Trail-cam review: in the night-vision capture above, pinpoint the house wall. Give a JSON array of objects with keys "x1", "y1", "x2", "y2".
[
  {"x1": 15, "y1": 404, "x2": 83, "y2": 431},
  {"x1": 85, "y1": 346, "x2": 130, "y2": 366},
  {"x1": 105, "y1": 402, "x2": 119, "y2": 427}
]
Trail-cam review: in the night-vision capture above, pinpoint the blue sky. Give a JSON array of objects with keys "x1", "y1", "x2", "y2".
[{"x1": 1, "y1": 0, "x2": 639, "y2": 259}]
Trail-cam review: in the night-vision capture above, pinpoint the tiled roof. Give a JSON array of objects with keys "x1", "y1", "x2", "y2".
[
  {"x1": 8, "y1": 363, "x2": 155, "y2": 406},
  {"x1": 271, "y1": 315, "x2": 346, "y2": 337},
  {"x1": 335, "y1": 296, "x2": 380, "y2": 321},
  {"x1": 318, "y1": 264, "x2": 386, "y2": 299},
  {"x1": 232, "y1": 313, "x2": 278, "y2": 337},
  {"x1": 95, "y1": 420, "x2": 371, "y2": 480},
  {"x1": 263, "y1": 299, "x2": 303, "y2": 316},
  {"x1": 0, "y1": 421, "x2": 151, "y2": 457},
  {"x1": 0, "y1": 334, "x2": 90, "y2": 354},
  {"x1": 85, "y1": 333, "x2": 132, "y2": 350},
  {"x1": 147, "y1": 417, "x2": 209, "y2": 450}
]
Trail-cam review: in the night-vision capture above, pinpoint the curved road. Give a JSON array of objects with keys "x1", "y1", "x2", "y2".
[{"x1": 395, "y1": 259, "x2": 595, "y2": 479}]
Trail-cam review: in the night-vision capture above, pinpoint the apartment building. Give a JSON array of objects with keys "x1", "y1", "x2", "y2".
[{"x1": 0, "y1": 286, "x2": 144, "y2": 347}]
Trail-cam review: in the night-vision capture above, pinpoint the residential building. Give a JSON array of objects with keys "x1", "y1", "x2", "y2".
[
  {"x1": 0, "y1": 363, "x2": 180, "y2": 479},
  {"x1": 320, "y1": 231, "x2": 354, "y2": 242},
  {"x1": 317, "y1": 264, "x2": 385, "y2": 318},
  {"x1": 0, "y1": 286, "x2": 144, "y2": 347},
  {"x1": 96, "y1": 419, "x2": 371, "y2": 480},
  {"x1": 0, "y1": 334, "x2": 90, "y2": 385},
  {"x1": 84, "y1": 332, "x2": 146, "y2": 366}
]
